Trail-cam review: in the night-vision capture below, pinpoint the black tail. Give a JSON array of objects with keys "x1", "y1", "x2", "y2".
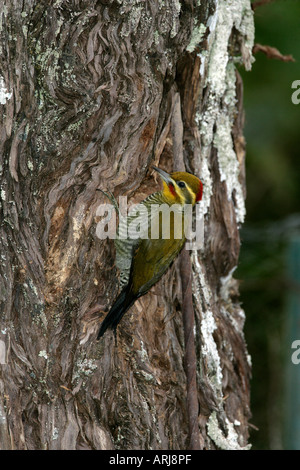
[{"x1": 97, "y1": 287, "x2": 135, "y2": 339}]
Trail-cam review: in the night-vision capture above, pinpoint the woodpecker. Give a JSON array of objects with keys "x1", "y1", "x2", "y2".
[{"x1": 97, "y1": 167, "x2": 203, "y2": 339}]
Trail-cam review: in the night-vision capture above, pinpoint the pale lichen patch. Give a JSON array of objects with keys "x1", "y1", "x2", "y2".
[
  {"x1": 200, "y1": 310, "x2": 223, "y2": 392},
  {"x1": 0, "y1": 76, "x2": 12, "y2": 105},
  {"x1": 213, "y1": 112, "x2": 246, "y2": 223},
  {"x1": 186, "y1": 22, "x2": 206, "y2": 53},
  {"x1": 38, "y1": 350, "x2": 48, "y2": 360},
  {"x1": 207, "y1": 411, "x2": 251, "y2": 450}
]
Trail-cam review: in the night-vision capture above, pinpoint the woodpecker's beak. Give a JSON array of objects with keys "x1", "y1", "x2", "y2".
[{"x1": 152, "y1": 167, "x2": 174, "y2": 185}]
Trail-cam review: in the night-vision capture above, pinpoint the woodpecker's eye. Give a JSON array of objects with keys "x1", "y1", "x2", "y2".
[{"x1": 178, "y1": 181, "x2": 186, "y2": 188}]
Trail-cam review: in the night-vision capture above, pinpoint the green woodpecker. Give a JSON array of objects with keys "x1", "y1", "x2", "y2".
[{"x1": 97, "y1": 167, "x2": 203, "y2": 339}]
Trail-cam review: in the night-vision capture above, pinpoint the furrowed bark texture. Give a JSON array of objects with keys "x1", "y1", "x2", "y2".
[{"x1": 0, "y1": 0, "x2": 254, "y2": 450}]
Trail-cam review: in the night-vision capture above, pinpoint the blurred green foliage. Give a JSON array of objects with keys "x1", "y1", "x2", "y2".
[{"x1": 237, "y1": 0, "x2": 300, "y2": 450}]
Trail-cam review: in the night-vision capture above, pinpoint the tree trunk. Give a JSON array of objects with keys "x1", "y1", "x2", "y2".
[{"x1": 0, "y1": 0, "x2": 254, "y2": 450}]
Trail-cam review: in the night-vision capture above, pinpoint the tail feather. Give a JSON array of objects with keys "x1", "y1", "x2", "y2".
[{"x1": 97, "y1": 287, "x2": 135, "y2": 339}]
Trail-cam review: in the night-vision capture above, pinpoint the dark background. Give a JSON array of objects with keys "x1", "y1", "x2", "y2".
[{"x1": 237, "y1": 0, "x2": 300, "y2": 449}]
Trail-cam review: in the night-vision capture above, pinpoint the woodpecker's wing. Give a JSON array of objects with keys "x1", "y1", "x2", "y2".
[
  {"x1": 129, "y1": 232, "x2": 185, "y2": 297},
  {"x1": 128, "y1": 203, "x2": 186, "y2": 297},
  {"x1": 115, "y1": 191, "x2": 164, "y2": 288}
]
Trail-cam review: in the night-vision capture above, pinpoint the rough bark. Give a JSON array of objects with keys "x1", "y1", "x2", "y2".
[{"x1": 0, "y1": 0, "x2": 254, "y2": 450}]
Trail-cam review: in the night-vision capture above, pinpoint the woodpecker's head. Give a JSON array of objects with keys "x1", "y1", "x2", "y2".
[{"x1": 153, "y1": 167, "x2": 203, "y2": 205}]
